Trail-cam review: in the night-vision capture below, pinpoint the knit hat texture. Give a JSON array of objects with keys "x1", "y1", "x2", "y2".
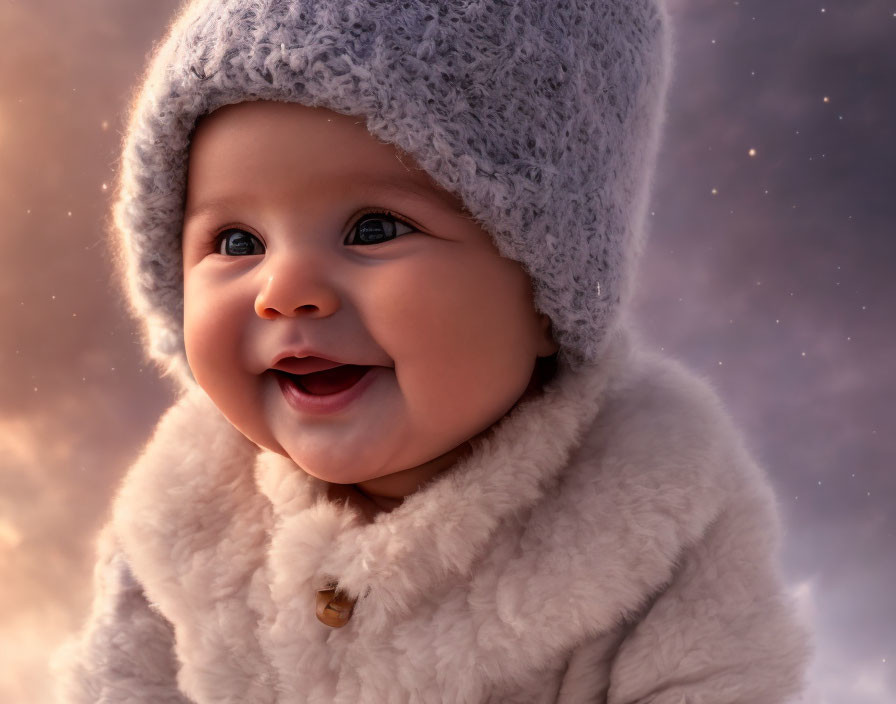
[{"x1": 112, "y1": 0, "x2": 674, "y2": 388}]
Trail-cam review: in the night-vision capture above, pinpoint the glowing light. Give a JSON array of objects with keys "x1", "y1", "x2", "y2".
[{"x1": 0, "y1": 518, "x2": 23, "y2": 550}]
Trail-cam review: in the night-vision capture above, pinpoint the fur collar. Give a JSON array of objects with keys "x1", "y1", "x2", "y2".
[{"x1": 110, "y1": 322, "x2": 748, "y2": 701}]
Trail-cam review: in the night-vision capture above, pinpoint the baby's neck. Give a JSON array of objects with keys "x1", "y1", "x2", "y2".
[
  {"x1": 352, "y1": 484, "x2": 405, "y2": 514},
  {"x1": 325, "y1": 482, "x2": 398, "y2": 522}
]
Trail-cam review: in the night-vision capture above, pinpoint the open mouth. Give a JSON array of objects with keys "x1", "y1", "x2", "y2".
[{"x1": 274, "y1": 365, "x2": 372, "y2": 396}]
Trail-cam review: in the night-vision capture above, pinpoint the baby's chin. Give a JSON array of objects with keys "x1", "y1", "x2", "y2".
[
  {"x1": 285, "y1": 440, "x2": 474, "y2": 501},
  {"x1": 271, "y1": 448, "x2": 397, "y2": 486},
  {"x1": 295, "y1": 463, "x2": 414, "y2": 490}
]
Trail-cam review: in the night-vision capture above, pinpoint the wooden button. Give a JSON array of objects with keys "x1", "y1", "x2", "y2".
[{"x1": 315, "y1": 586, "x2": 356, "y2": 628}]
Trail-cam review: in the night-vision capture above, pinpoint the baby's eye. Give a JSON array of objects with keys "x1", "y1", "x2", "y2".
[
  {"x1": 216, "y1": 229, "x2": 264, "y2": 256},
  {"x1": 345, "y1": 212, "x2": 416, "y2": 246}
]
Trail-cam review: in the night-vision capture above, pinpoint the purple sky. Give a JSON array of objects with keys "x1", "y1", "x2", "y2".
[{"x1": 1, "y1": 1, "x2": 893, "y2": 701}]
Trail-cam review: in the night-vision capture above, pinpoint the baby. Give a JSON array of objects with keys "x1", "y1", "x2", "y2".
[{"x1": 54, "y1": 0, "x2": 814, "y2": 702}]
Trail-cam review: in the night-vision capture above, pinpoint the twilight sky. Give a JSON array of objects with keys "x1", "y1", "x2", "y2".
[{"x1": 1, "y1": 1, "x2": 893, "y2": 702}]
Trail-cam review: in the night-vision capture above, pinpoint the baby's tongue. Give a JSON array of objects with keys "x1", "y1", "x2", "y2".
[{"x1": 299, "y1": 365, "x2": 369, "y2": 395}]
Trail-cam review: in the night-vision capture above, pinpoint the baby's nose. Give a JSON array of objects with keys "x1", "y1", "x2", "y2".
[{"x1": 254, "y1": 260, "x2": 340, "y2": 320}]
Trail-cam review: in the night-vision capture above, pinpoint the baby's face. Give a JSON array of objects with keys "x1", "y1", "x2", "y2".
[{"x1": 182, "y1": 100, "x2": 557, "y2": 487}]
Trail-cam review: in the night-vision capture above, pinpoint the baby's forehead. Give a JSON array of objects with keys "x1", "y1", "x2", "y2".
[{"x1": 186, "y1": 100, "x2": 468, "y2": 216}]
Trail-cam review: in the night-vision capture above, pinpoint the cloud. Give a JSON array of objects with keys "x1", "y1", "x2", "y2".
[
  {"x1": 790, "y1": 577, "x2": 894, "y2": 704},
  {"x1": 0, "y1": 412, "x2": 92, "y2": 704}
]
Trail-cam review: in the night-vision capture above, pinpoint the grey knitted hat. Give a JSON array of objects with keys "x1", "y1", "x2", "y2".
[{"x1": 112, "y1": 0, "x2": 674, "y2": 389}]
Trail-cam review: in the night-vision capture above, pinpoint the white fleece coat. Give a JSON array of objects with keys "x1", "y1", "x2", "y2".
[{"x1": 53, "y1": 324, "x2": 813, "y2": 703}]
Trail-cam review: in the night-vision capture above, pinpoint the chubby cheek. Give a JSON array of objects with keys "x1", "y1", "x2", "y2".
[
  {"x1": 184, "y1": 312, "x2": 221, "y2": 391},
  {"x1": 369, "y1": 253, "x2": 538, "y2": 434},
  {"x1": 183, "y1": 277, "x2": 255, "y2": 422},
  {"x1": 184, "y1": 278, "x2": 223, "y2": 387}
]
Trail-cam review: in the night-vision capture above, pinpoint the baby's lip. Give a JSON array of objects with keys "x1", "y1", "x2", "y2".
[{"x1": 271, "y1": 355, "x2": 348, "y2": 375}]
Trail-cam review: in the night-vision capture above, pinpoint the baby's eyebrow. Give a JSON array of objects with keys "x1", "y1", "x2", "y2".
[
  {"x1": 183, "y1": 197, "x2": 243, "y2": 223},
  {"x1": 183, "y1": 176, "x2": 457, "y2": 223},
  {"x1": 356, "y1": 175, "x2": 460, "y2": 212}
]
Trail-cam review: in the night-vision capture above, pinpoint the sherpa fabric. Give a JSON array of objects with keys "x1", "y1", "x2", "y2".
[
  {"x1": 111, "y1": 0, "x2": 673, "y2": 388},
  {"x1": 52, "y1": 322, "x2": 814, "y2": 703}
]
